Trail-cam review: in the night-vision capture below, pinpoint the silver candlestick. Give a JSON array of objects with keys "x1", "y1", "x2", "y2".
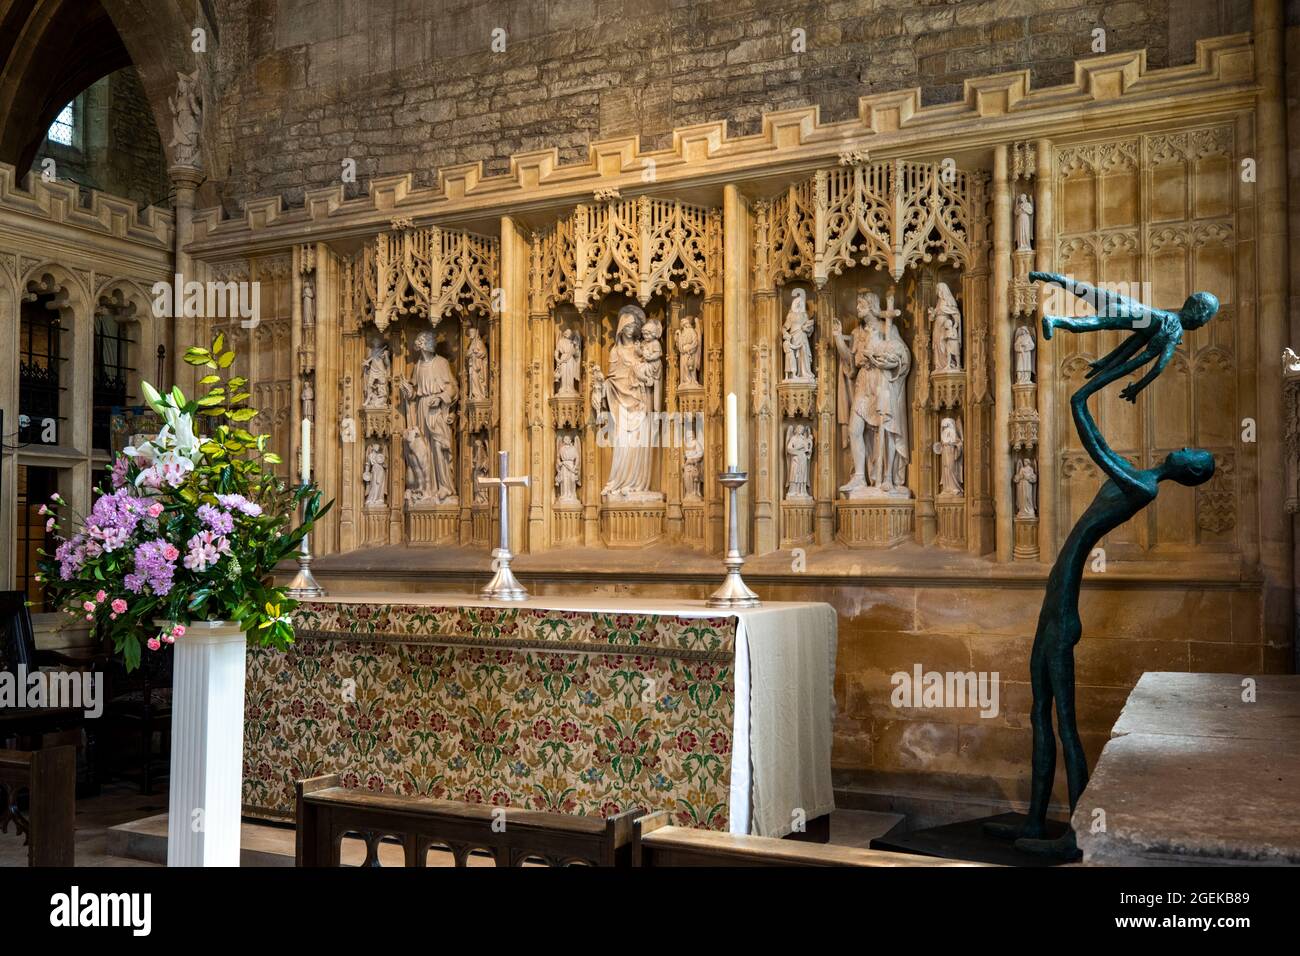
[
  {"x1": 478, "y1": 450, "x2": 530, "y2": 601},
  {"x1": 285, "y1": 489, "x2": 326, "y2": 599},
  {"x1": 707, "y1": 469, "x2": 760, "y2": 608}
]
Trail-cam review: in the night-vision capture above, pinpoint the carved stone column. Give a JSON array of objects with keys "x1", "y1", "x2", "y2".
[
  {"x1": 1035, "y1": 137, "x2": 1057, "y2": 561},
  {"x1": 750, "y1": 198, "x2": 780, "y2": 555},
  {"x1": 722, "y1": 184, "x2": 751, "y2": 553},
  {"x1": 582, "y1": 307, "x2": 602, "y2": 547},
  {"x1": 992, "y1": 145, "x2": 1013, "y2": 562},
  {"x1": 169, "y1": 164, "x2": 204, "y2": 394},
  {"x1": 500, "y1": 216, "x2": 530, "y2": 553},
  {"x1": 814, "y1": 286, "x2": 837, "y2": 545}
]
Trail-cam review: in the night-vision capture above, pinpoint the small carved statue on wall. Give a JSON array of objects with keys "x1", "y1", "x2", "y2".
[
  {"x1": 301, "y1": 275, "x2": 315, "y2": 327},
  {"x1": 1015, "y1": 194, "x2": 1035, "y2": 253},
  {"x1": 168, "y1": 68, "x2": 203, "y2": 168},
  {"x1": 929, "y1": 282, "x2": 962, "y2": 372},
  {"x1": 472, "y1": 435, "x2": 490, "y2": 505},
  {"x1": 682, "y1": 425, "x2": 704, "y2": 501},
  {"x1": 301, "y1": 379, "x2": 315, "y2": 420},
  {"x1": 555, "y1": 433, "x2": 581, "y2": 505},
  {"x1": 640, "y1": 316, "x2": 664, "y2": 413},
  {"x1": 1014, "y1": 457, "x2": 1038, "y2": 518},
  {"x1": 361, "y1": 338, "x2": 391, "y2": 409},
  {"x1": 398, "y1": 330, "x2": 458, "y2": 504},
  {"x1": 784, "y1": 423, "x2": 814, "y2": 501},
  {"x1": 362, "y1": 443, "x2": 387, "y2": 508},
  {"x1": 466, "y1": 325, "x2": 489, "y2": 402},
  {"x1": 674, "y1": 315, "x2": 702, "y2": 388},
  {"x1": 781, "y1": 294, "x2": 815, "y2": 382},
  {"x1": 1014, "y1": 324, "x2": 1036, "y2": 385},
  {"x1": 554, "y1": 328, "x2": 582, "y2": 397},
  {"x1": 832, "y1": 290, "x2": 912, "y2": 498},
  {"x1": 933, "y1": 416, "x2": 964, "y2": 497}
]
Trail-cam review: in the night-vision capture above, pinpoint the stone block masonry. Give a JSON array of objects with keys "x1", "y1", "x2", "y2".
[{"x1": 208, "y1": 0, "x2": 1248, "y2": 211}]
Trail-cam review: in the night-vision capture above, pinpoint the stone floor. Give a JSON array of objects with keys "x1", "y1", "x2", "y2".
[{"x1": 1, "y1": 783, "x2": 903, "y2": 866}]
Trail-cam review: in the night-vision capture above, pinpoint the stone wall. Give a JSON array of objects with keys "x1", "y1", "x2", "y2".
[
  {"x1": 208, "y1": 0, "x2": 1252, "y2": 212},
  {"x1": 30, "y1": 67, "x2": 169, "y2": 211}
]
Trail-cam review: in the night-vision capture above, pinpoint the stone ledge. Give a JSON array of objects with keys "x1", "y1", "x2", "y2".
[{"x1": 1074, "y1": 672, "x2": 1300, "y2": 866}]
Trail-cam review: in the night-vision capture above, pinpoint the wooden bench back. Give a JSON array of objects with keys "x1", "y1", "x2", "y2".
[
  {"x1": 0, "y1": 746, "x2": 75, "y2": 866},
  {"x1": 632, "y1": 812, "x2": 989, "y2": 867},
  {"x1": 295, "y1": 775, "x2": 637, "y2": 867}
]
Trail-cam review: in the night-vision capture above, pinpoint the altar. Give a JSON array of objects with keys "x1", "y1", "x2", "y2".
[{"x1": 242, "y1": 594, "x2": 836, "y2": 838}]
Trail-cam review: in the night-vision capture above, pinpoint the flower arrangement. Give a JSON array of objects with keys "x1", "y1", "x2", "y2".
[{"x1": 38, "y1": 334, "x2": 331, "y2": 669}]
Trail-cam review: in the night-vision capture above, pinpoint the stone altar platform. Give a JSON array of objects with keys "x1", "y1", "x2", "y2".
[
  {"x1": 1074, "y1": 672, "x2": 1300, "y2": 866},
  {"x1": 243, "y1": 593, "x2": 836, "y2": 839}
]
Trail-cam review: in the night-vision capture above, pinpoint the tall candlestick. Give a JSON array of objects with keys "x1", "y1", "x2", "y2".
[
  {"x1": 300, "y1": 417, "x2": 311, "y2": 482},
  {"x1": 726, "y1": 392, "x2": 738, "y2": 471}
]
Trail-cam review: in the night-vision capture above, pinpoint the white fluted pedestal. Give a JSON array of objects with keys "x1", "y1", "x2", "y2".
[{"x1": 167, "y1": 621, "x2": 246, "y2": 867}]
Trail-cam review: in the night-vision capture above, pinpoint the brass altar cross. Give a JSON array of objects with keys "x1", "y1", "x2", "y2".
[{"x1": 477, "y1": 449, "x2": 530, "y2": 601}]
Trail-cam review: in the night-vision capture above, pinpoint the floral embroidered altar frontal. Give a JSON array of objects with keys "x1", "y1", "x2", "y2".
[{"x1": 242, "y1": 594, "x2": 837, "y2": 837}]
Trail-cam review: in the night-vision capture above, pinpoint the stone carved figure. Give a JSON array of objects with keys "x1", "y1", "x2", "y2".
[
  {"x1": 1014, "y1": 324, "x2": 1036, "y2": 385},
  {"x1": 301, "y1": 276, "x2": 315, "y2": 327},
  {"x1": 301, "y1": 379, "x2": 314, "y2": 421},
  {"x1": 555, "y1": 434, "x2": 581, "y2": 505},
  {"x1": 554, "y1": 328, "x2": 582, "y2": 397},
  {"x1": 1014, "y1": 457, "x2": 1038, "y2": 518},
  {"x1": 472, "y1": 435, "x2": 490, "y2": 505},
  {"x1": 168, "y1": 69, "x2": 202, "y2": 168},
  {"x1": 682, "y1": 426, "x2": 704, "y2": 501},
  {"x1": 933, "y1": 416, "x2": 964, "y2": 497},
  {"x1": 781, "y1": 295, "x2": 815, "y2": 382},
  {"x1": 674, "y1": 315, "x2": 702, "y2": 388},
  {"x1": 398, "y1": 330, "x2": 458, "y2": 504},
  {"x1": 640, "y1": 316, "x2": 664, "y2": 413},
  {"x1": 361, "y1": 339, "x2": 391, "y2": 409},
  {"x1": 465, "y1": 325, "x2": 489, "y2": 402},
  {"x1": 784, "y1": 423, "x2": 813, "y2": 500},
  {"x1": 1015, "y1": 194, "x2": 1035, "y2": 253},
  {"x1": 929, "y1": 282, "x2": 962, "y2": 372},
  {"x1": 591, "y1": 304, "x2": 659, "y2": 500},
  {"x1": 832, "y1": 290, "x2": 912, "y2": 498},
  {"x1": 985, "y1": 274, "x2": 1218, "y2": 861},
  {"x1": 362, "y1": 443, "x2": 387, "y2": 508}
]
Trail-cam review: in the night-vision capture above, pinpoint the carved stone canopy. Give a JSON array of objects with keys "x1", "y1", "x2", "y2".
[
  {"x1": 372, "y1": 223, "x2": 500, "y2": 332},
  {"x1": 754, "y1": 159, "x2": 981, "y2": 292},
  {"x1": 531, "y1": 195, "x2": 721, "y2": 313}
]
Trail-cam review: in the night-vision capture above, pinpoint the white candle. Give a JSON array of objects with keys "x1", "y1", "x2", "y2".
[
  {"x1": 300, "y1": 417, "x2": 311, "y2": 482},
  {"x1": 726, "y1": 392, "x2": 738, "y2": 471}
]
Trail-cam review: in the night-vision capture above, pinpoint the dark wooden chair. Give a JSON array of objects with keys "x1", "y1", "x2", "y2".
[
  {"x1": 0, "y1": 746, "x2": 76, "y2": 865},
  {"x1": 632, "y1": 812, "x2": 991, "y2": 867},
  {"x1": 296, "y1": 774, "x2": 639, "y2": 867},
  {"x1": 0, "y1": 591, "x2": 99, "y2": 793}
]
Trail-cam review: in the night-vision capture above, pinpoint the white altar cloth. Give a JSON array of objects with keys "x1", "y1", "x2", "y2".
[{"x1": 308, "y1": 593, "x2": 837, "y2": 837}]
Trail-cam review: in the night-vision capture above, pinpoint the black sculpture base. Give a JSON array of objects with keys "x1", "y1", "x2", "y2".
[{"x1": 870, "y1": 813, "x2": 1075, "y2": 867}]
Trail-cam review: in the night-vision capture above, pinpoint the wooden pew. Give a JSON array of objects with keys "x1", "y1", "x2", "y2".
[
  {"x1": 0, "y1": 746, "x2": 76, "y2": 866},
  {"x1": 295, "y1": 775, "x2": 638, "y2": 867},
  {"x1": 633, "y1": 812, "x2": 989, "y2": 867}
]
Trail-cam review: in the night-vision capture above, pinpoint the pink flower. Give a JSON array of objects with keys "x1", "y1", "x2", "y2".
[
  {"x1": 85, "y1": 613, "x2": 94, "y2": 622},
  {"x1": 162, "y1": 544, "x2": 179, "y2": 562},
  {"x1": 110, "y1": 612, "x2": 118, "y2": 620},
  {"x1": 45, "y1": 517, "x2": 55, "y2": 532},
  {"x1": 111, "y1": 598, "x2": 128, "y2": 614},
  {"x1": 148, "y1": 502, "x2": 164, "y2": 518},
  {"x1": 171, "y1": 624, "x2": 186, "y2": 639},
  {"x1": 38, "y1": 504, "x2": 49, "y2": 516},
  {"x1": 96, "y1": 590, "x2": 107, "y2": 603},
  {"x1": 162, "y1": 633, "x2": 176, "y2": 645},
  {"x1": 83, "y1": 600, "x2": 96, "y2": 612},
  {"x1": 147, "y1": 636, "x2": 161, "y2": 651}
]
